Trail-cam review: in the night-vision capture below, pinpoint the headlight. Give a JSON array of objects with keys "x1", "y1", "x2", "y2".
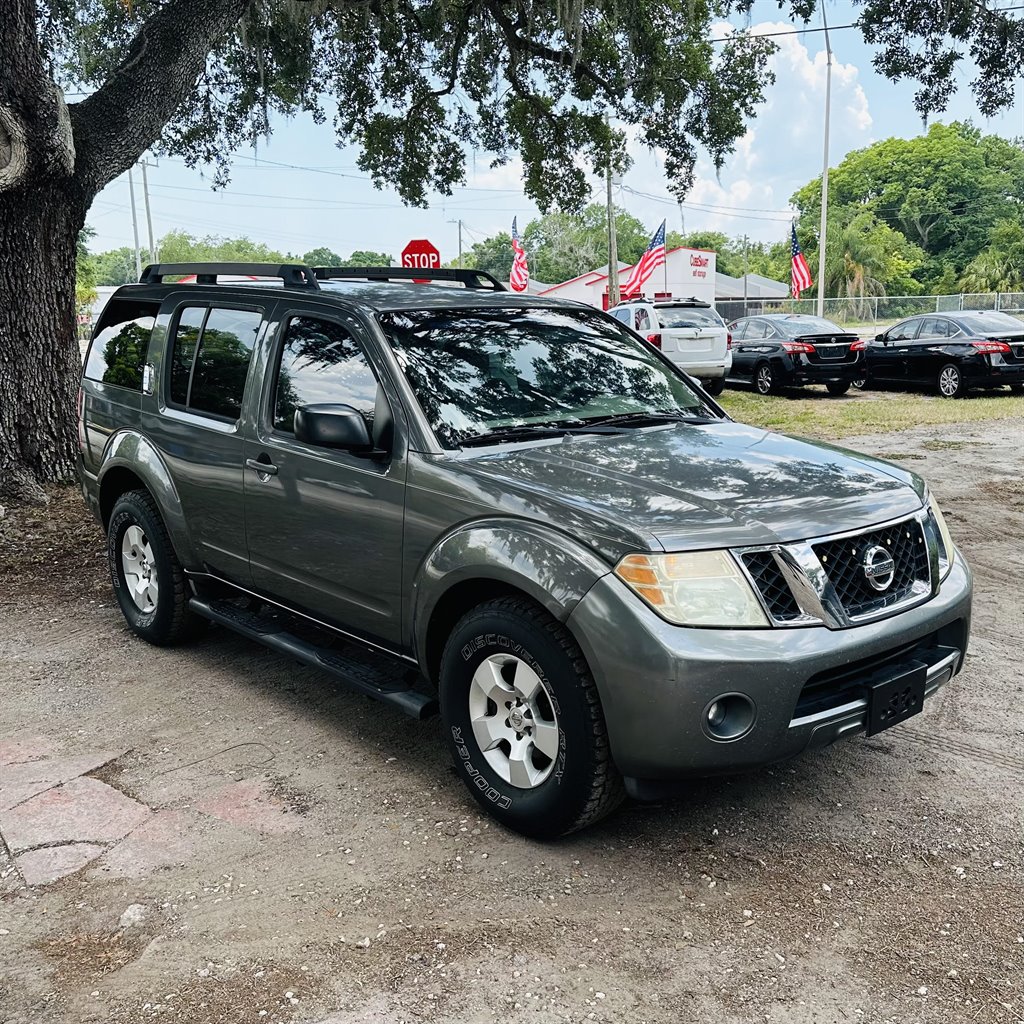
[
  {"x1": 930, "y1": 498, "x2": 956, "y2": 581},
  {"x1": 614, "y1": 550, "x2": 769, "y2": 627}
]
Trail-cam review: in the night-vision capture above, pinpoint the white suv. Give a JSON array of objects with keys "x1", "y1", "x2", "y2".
[{"x1": 609, "y1": 298, "x2": 731, "y2": 395}]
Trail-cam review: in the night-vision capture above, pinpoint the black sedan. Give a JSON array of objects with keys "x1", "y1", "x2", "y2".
[
  {"x1": 726, "y1": 314, "x2": 865, "y2": 396},
  {"x1": 864, "y1": 311, "x2": 1024, "y2": 397}
]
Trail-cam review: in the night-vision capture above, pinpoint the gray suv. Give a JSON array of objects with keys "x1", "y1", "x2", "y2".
[{"x1": 77, "y1": 263, "x2": 972, "y2": 838}]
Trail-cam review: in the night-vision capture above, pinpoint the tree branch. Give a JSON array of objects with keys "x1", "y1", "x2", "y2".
[{"x1": 69, "y1": 0, "x2": 254, "y2": 196}]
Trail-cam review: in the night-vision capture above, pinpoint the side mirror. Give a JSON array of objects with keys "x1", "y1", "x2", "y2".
[
  {"x1": 875, "y1": 333, "x2": 886, "y2": 344},
  {"x1": 294, "y1": 403, "x2": 373, "y2": 452}
]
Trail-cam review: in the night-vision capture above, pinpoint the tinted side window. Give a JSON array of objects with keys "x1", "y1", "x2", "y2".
[
  {"x1": 889, "y1": 320, "x2": 920, "y2": 342},
  {"x1": 273, "y1": 316, "x2": 379, "y2": 434},
  {"x1": 729, "y1": 321, "x2": 747, "y2": 340},
  {"x1": 169, "y1": 306, "x2": 207, "y2": 406},
  {"x1": 745, "y1": 321, "x2": 767, "y2": 340},
  {"x1": 84, "y1": 299, "x2": 158, "y2": 390},
  {"x1": 186, "y1": 308, "x2": 262, "y2": 420}
]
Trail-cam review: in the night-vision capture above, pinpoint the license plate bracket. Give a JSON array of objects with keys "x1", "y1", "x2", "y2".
[{"x1": 867, "y1": 661, "x2": 928, "y2": 736}]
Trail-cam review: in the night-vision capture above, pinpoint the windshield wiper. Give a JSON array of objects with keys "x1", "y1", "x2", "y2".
[
  {"x1": 457, "y1": 424, "x2": 575, "y2": 448},
  {"x1": 578, "y1": 410, "x2": 716, "y2": 428}
]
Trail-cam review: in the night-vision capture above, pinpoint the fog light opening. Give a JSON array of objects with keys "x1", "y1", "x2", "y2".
[{"x1": 702, "y1": 693, "x2": 756, "y2": 742}]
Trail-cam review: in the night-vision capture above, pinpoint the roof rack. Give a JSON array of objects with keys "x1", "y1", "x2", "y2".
[
  {"x1": 139, "y1": 262, "x2": 320, "y2": 289},
  {"x1": 313, "y1": 266, "x2": 506, "y2": 291}
]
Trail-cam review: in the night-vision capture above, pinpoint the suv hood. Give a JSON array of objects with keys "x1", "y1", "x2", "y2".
[{"x1": 450, "y1": 421, "x2": 923, "y2": 557}]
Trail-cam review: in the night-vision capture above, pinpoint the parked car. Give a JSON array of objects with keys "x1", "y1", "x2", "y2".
[
  {"x1": 609, "y1": 297, "x2": 731, "y2": 394},
  {"x1": 77, "y1": 263, "x2": 971, "y2": 839},
  {"x1": 863, "y1": 311, "x2": 1024, "y2": 397},
  {"x1": 727, "y1": 314, "x2": 865, "y2": 395}
]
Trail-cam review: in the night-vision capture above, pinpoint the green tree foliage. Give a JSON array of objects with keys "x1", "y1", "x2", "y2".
[
  {"x1": 156, "y1": 231, "x2": 288, "y2": 264},
  {"x1": 76, "y1": 228, "x2": 98, "y2": 318},
  {"x1": 791, "y1": 123, "x2": 1024, "y2": 288},
  {"x1": 302, "y1": 247, "x2": 344, "y2": 267},
  {"x1": 342, "y1": 250, "x2": 393, "y2": 267},
  {"x1": 522, "y1": 204, "x2": 650, "y2": 282},
  {"x1": 459, "y1": 233, "x2": 516, "y2": 280},
  {"x1": 959, "y1": 219, "x2": 1024, "y2": 291}
]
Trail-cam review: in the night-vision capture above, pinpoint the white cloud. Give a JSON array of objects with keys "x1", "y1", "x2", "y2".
[{"x1": 615, "y1": 19, "x2": 874, "y2": 242}]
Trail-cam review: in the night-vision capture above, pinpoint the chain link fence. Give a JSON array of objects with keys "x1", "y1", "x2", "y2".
[{"x1": 717, "y1": 292, "x2": 1024, "y2": 329}]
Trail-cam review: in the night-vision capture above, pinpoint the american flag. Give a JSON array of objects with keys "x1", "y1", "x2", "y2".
[
  {"x1": 790, "y1": 223, "x2": 813, "y2": 298},
  {"x1": 621, "y1": 220, "x2": 667, "y2": 296},
  {"x1": 509, "y1": 217, "x2": 529, "y2": 292}
]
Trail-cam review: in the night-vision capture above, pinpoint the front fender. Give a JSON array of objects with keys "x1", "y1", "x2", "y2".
[
  {"x1": 98, "y1": 430, "x2": 199, "y2": 568},
  {"x1": 412, "y1": 518, "x2": 612, "y2": 672}
]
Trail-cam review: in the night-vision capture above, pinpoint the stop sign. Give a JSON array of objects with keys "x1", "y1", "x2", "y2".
[{"x1": 401, "y1": 239, "x2": 441, "y2": 283}]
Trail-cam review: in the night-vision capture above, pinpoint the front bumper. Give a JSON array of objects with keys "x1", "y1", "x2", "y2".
[{"x1": 566, "y1": 552, "x2": 972, "y2": 788}]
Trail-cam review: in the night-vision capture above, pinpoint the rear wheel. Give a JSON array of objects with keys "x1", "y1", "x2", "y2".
[
  {"x1": 108, "y1": 490, "x2": 206, "y2": 645},
  {"x1": 439, "y1": 597, "x2": 624, "y2": 839},
  {"x1": 826, "y1": 381, "x2": 851, "y2": 396},
  {"x1": 704, "y1": 377, "x2": 725, "y2": 397},
  {"x1": 937, "y1": 363, "x2": 966, "y2": 398},
  {"x1": 754, "y1": 361, "x2": 779, "y2": 396},
  {"x1": 1010, "y1": 383, "x2": 1023, "y2": 394}
]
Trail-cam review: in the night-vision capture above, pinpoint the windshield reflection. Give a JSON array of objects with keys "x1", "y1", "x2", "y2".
[{"x1": 380, "y1": 306, "x2": 717, "y2": 449}]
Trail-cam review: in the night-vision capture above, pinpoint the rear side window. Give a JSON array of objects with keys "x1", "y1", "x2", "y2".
[
  {"x1": 84, "y1": 298, "x2": 158, "y2": 390},
  {"x1": 273, "y1": 316, "x2": 379, "y2": 434},
  {"x1": 656, "y1": 306, "x2": 724, "y2": 329},
  {"x1": 169, "y1": 306, "x2": 263, "y2": 420}
]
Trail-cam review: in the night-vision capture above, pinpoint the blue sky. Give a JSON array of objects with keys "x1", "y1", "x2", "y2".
[{"x1": 86, "y1": 0, "x2": 1024, "y2": 262}]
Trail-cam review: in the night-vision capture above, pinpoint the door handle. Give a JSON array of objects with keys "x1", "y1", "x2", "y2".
[{"x1": 246, "y1": 457, "x2": 278, "y2": 476}]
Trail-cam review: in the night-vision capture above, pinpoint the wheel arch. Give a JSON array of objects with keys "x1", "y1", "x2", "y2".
[
  {"x1": 414, "y1": 519, "x2": 611, "y2": 685},
  {"x1": 98, "y1": 431, "x2": 198, "y2": 568}
]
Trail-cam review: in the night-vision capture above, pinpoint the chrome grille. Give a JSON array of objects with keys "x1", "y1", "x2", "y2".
[{"x1": 813, "y1": 518, "x2": 929, "y2": 618}]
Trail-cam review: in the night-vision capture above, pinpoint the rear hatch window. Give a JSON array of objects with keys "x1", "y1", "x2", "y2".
[
  {"x1": 656, "y1": 306, "x2": 724, "y2": 329},
  {"x1": 83, "y1": 298, "x2": 160, "y2": 391}
]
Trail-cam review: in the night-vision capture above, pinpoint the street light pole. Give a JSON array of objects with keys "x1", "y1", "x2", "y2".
[
  {"x1": 606, "y1": 116, "x2": 620, "y2": 307},
  {"x1": 816, "y1": 5, "x2": 833, "y2": 318},
  {"x1": 139, "y1": 160, "x2": 157, "y2": 263}
]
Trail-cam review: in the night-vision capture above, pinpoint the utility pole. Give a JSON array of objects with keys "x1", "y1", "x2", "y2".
[
  {"x1": 606, "y1": 163, "x2": 620, "y2": 307},
  {"x1": 743, "y1": 234, "x2": 749, "y2": 317},
  {"x1": 127, "y1": 166, "x2": 142, "y2": 280},
  {"x1": 446, "y1": 218, "x2": 463, "y2": 267},
  {"x1": 816, "y1": 4, "x2": 833, "y2": 318},
  {"x1": 139, "y1": 160, "x2": 157, "y2": 263}
]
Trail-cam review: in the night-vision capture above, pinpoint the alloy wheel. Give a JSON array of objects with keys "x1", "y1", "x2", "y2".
[
  {"x1": 121, "y1": 524, "x2": 159, "y2": 612},
  {"x1": 938, "y1": 365, "x2": 961, "y2": 397},
  {"x1": 468, "y1": 654, "x2": 561, "y2": 789},
  {"x1": 756, "y1": 365, "x2": 773, "y2": 395}
]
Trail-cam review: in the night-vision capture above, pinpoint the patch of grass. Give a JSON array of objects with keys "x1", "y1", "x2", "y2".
[{"x1": 717, "y1": 387, "x2": 1024, "y2": 440}]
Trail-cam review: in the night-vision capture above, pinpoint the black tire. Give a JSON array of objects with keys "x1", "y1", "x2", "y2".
[
  {"x1": 1010, "y1": 383, "x2": 1023, "y2": 394},
  {"x1": 754, "y1": 361, "x2": 779, "y2": 396},
  {"x1": 439, "y1": 597, "x2": 624, "y2": 839},
  {"x1": 826, "y1": 381, "x2": 851, "y2": 396},
  {"x1": 107, "y1": 490, "x2": 206, "y2": 646},
  {"x1": 704, "y1": 377, "x2": 726, "y2": 397},
  {"x1": 937, "y1": 363, "x2": 966, "y2": 398}
]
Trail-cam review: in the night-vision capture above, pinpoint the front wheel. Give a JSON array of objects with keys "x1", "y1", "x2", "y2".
[
  {"x1": 826, "y1": 381, "x2": 851, "y2": 396},
  {"x1": 754, "y1": 361, "x2": 779, "y2": 396},
  {"x1": 439, "y1": 598, "x2": 624, "y2": 838},
  {"x1": 108, "y1": 490, "x2": 206, "y2": 645},
  {"x1": 937, "y1": 363, "x2": 966, "y2": 398},
  {"x1": 704, "y1": 377, "x2": 725, "y2": 397}
]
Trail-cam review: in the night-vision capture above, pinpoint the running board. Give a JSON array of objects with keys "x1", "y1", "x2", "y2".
[{"x1": 188, "y1": 597, "x2": 438, "y2": 720}]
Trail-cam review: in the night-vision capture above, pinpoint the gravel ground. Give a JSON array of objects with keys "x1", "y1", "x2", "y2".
[{"x1": 1, "y1": 417, "x2": 1022, "y2": 1024}]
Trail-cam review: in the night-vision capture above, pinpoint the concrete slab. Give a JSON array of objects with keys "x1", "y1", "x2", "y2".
[
  {"x1": 0, "y1": 777, "x2": 150, "y2": 853},
  {"x1": 15, "y1": 843, "x2": 106, "y2": 885},
  {"x1": 195, "y1": 777, "x2": 301, "y2": 835},
  {"x1": 0, "y1": 736, "x2": 52, "y2": 766},
  {"x1": 0, "y1": 750, "x2": 122, "y2": 811},
  {"x1": 96, "y1": 806, "x2": 207, "y2": 880}
]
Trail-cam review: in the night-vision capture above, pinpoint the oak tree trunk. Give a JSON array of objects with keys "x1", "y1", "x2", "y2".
[{"x1": 0, "y1": 186, "x2": 87, "y2": 499}]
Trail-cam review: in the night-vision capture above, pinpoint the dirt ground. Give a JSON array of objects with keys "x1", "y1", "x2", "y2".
[{"x1": 1, "y1": 416, "x2": 1022, "y2": 1024}]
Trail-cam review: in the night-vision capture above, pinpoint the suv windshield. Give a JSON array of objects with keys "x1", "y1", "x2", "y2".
[
  {"x1": 381, "y1": 306, "x2": 717, "y2": 449},
  {"x1": 656, "y1": 306, "x2": 723, "y2": 329}
]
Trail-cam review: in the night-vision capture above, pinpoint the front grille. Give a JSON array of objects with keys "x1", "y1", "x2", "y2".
[
  {"x1": 742, "y1": 551, "x2": 802, "y2": 620},
  {"x1": 813, "y1": 518, "x2": 929, "y2": 618}
]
